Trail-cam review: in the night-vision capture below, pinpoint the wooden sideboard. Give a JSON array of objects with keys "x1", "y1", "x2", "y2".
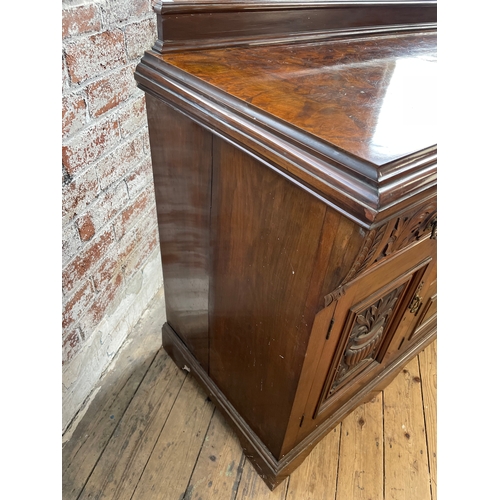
[{"x1": 135, "y1": 0, "x2": 437, "y2": 489}]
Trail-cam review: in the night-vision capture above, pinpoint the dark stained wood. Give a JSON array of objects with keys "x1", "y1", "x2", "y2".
[
  {"x1": 153, "y1": 1, "x2": 437, "y2": 53},
  {"x1": 296, "y1": 238, "x2": 436, "y2": 442},
  {"x1": 145, "y1": 95, "x2": 213, "y2": 370},
  {"x1": 162, "y1": 309, "x2": 435, "y2": 490},
  {"x1": 135, "y1": 0, "x2": 437, "y2": 490},
  {"x1": 136, "y1": 30, "x2": 436, "y2": 227},
  {"x1": 209, "y1": 137, "x2": 327, "y2": 459}
]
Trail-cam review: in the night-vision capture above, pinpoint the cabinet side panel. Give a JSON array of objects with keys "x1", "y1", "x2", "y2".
[
  {"x1": 209, "y1": 138, "x2": 326, "y2": 459},
  {"x1": 145, "y1": 94, "x2": 212, "y2": 370}
]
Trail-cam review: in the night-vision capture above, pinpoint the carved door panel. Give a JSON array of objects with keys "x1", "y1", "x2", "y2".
[
  {"x1": 296, "y1": 240, "x2": 434, "y2": 442},
  {"x1": 384, "y1": 256, "x2": 437, "y2": 359}
]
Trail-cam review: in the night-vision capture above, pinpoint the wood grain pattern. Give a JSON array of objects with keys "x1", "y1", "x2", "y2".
[
  {"x1": 383, "y1": 356, "x2": 432, "y2": 500},
  {"x1": 62, "y1": 290, "x2": 165, "y2": 499},
  {"x1": 183, "y1": 409, "x2": 246, "y2": 500},
  {"x1": 160, "y1": 32, "x2": 436, "y2": 167},
  {"x1": 145, "y1": 94, "x2": 213, "y2": 371},
  {"x1": 235, "y1": 460, "x2": 289, "y2": 500},
  {"x1": 153, "y1": 1, "x2": 437, "y2": 53},
  {"x1": 336, "y1": 394, "x2": 384, "y2": 500},
  {"x1": 210, "y1": 137, "x2": 327, "y2": 459},
  {"x1": 62, "y1": 356, "x2": 157, "y2": 499},
  {"x1": 62, "y1": 294, "x2": 437, "y2": 500},
  {"x1": 134, "y1": 5, "x2": 437, "y2": 489},
  {"x1": 136, "y1": 31, "x2": 436, "y2": 228},
  {"x1": 286, "y1": 425, "x2": 341, "y2": 500},
  {"x1": 77, "y1": 351, "x2": 186, "y2": 500},
  {"x1": 298, "y1": 238, "x2": 435, "y2": 440},
  {"x1": 418, "y1": 340, "x2": 437, "y2": 499},
  {"x1": 131, "y1": 375, "x2": 215, "y2": 500}
]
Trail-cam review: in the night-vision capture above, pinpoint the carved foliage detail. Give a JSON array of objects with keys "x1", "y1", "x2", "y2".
[
  {"x1": 327, "y1": 283, "x2": 406, "y2": 397},
  {"x1": 343, "y1": 224, "x2": 388, "y2": 284},
  {"x1": 375, "y1": 203, "x2": 437, "y2": 262},
  {"x1": 324, "y1": 224, "x2": 387, "y2": 307},
  {"x1": 324, "y1": 202, "x2": 436, "y2": 308}
]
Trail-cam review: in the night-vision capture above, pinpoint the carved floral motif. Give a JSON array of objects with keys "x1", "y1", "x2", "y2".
[
  {"x1": 326, "y1": 283, "x2": 406, "y2": 397},
  {"x1": 375, "y1": 203, "x2": 437, "y2": 262},
  {"x1": 324, "y1": 202, "x2": 436, "y2": 307}
]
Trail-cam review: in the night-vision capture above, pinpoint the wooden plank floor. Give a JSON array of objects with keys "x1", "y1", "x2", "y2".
[{"x1": 63, "y1": 288, "x2": 437, "y2": 500}]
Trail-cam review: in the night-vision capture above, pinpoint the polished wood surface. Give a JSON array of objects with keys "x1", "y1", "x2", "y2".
[
  {"x1": 160, "y1": 32, "x2": 437, "y2": 166},
  {"x1": 145, "y1": 95, "x2": 213, "y2": 370},
  {"x1": 153, "y1": 0, "x2": 437, "y2": 53},
  {"x1": 135, "y1": 0, "x2": 437, "y2": 489},
  {"x1": 136, "y1": 30, "x2": 436, "y2": 227},
  {"x1": 210, "y1": 137, "x2": 328, "y2": 458}
]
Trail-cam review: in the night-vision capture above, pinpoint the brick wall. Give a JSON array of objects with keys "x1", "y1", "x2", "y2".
[{"x1": 62, "y1": 0, "x2": 162, "y2": 433}]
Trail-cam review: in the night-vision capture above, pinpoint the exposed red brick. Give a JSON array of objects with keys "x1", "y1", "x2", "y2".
[
  {"x1": 142, "y1": 128, "x2": 151, "y2": 157},
  {"x1": 87, "y1": 65, "x2": 137, "y2": 118},
  {"x1": 62, "y1": 92, "x2": 87, "y2": 139},
  {"x1": 122, "y1": 225, "x2": 159, "y2": 280},
  {"x1": 117, "y1": 204, "x2": 158, "y2": 278},
  {"x1": 113, "y1": 185, "x2": 155, "y2": 241},
  {"x1": 125, "y1": 156, "x2": 153, "y2": 199},
  {"x1": 62, "y1": 228, "x2": 114, "y2": 296},
  {"x1": 79, "y1": 272, "x2": 125, "y2": 337},
  {"x1": 62, "y1": 117, "x2": 120, "y2": 176},
  {"x1": 64, "y1": 30, "x2": 127, "y2": 84},
  {"x1": 62, "y1": 52, "x2": 70, "y2": 91},
  {"x1": 63, "y1": 223, "x2": 83, "y2": 266},
  {"x1": 124, "y1": 18, "x2": 157, "y2": 60},
  {"x1": 61, "y1": 1, "x2": 161, "y2": 410},
  {"x1": 62, "y1": 4, "x2": 101, "y2": 39},
  {"x1": 118, "y1": 95, "x2": 147, "y2": 138},
  {"x1": 62, "y1": 328, "x2": 83, "y2": 366},
  {"x1": 62, "y1": 167, "x2": 100, "y2": 225},
  {"x1": 62, "y1": 279, "x2": 95, "y2": 330},
  {"x1": 92, "y1": 247, "x2": 120, "y2": 292},
  {"x1": 86, "y1": 181, "x2": 129, "y2": 234},
  {"x1": 95, "y1": 135, "x2": 144, "y2": 190},
  {"x1": 77, "y1": 214, "x2": 96, "y2": 241}
]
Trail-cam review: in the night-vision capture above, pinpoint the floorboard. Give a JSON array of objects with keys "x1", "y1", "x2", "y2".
[
  {"x1": 183, "y1": 409, "x2": 245, "y2": 500},
  {"x1": 383, "y1": 356, "x2": 432, "y2": 500},
  {"x1": 131, "y1": 375, "x2": 215, "y2": 500},
  {"x1": 235, "y1": 460, "x2": 288, "y2": 500},
  {"x1": 78, "y1": 351, "x2": 186, "y2": 500},
  {"x1": 62, "y1": 289, "x2": 166, "y2": 499},
  {"x1": 336, "y1": 393, "x2": 384, "y2": 500},
  {"x1": 418, "y1": 340, "x2": 437, "y2": 500},
  {"x1": 286, "y1": 424, "x2": 341, "y2": 500}
]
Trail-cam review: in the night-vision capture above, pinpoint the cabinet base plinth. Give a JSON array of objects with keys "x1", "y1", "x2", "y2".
[{"x1": 162, "y1": 321, "x2": 436, "y2": 490}]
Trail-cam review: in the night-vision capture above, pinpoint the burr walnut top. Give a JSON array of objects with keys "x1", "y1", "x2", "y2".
[{"x1": 158, "y1": 31, "x2": 436, "y2": 166}]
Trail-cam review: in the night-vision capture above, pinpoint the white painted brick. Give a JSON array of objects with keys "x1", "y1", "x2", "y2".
[
  {"x1": 62, "y1": 223, "x2": 83, "y2": 266},
  {"x1": 62, "y1": 247, "x2": 162, "y2": 432}
]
